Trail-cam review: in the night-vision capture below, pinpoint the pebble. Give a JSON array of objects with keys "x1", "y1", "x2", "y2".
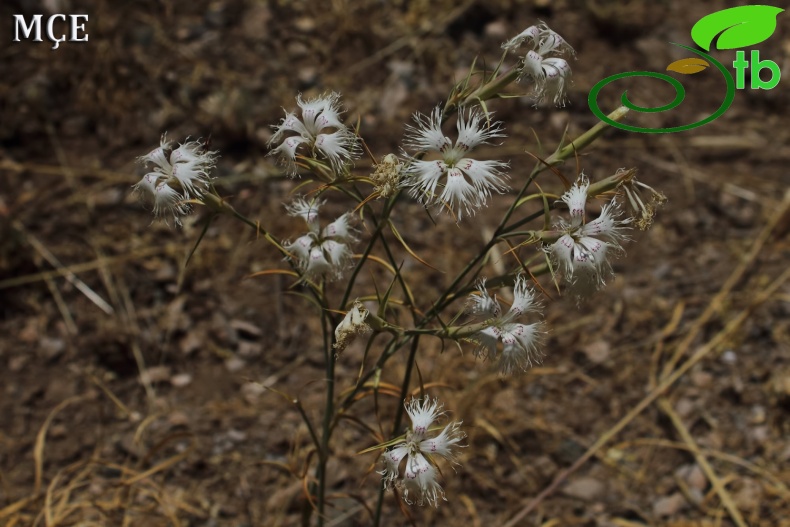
[
  {"x1": 170, "y1": 373, "x2": 193, "y2": 388},
  {"x1": 652, "y1": 492, "x2": 686, "y2": 517},
  {"x1": 562, "y1": 476, "x2": 606, "y2": 501}
]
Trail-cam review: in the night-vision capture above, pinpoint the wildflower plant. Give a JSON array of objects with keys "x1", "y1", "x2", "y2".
[{"x1": 130, "y1": 20, "x2": 664, "y2": 526}]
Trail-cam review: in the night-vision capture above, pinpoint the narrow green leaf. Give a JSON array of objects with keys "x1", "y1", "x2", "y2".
[{"x1": 185, "y1": 214, "x2": 214, "y2": 267}]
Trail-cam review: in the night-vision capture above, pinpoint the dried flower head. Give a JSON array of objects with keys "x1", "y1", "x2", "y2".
[
  {"x1": 547, "y1": 174, "x2": 631, "y2": 302},
  {"x1": 334, "y1": 299, "x2": 371, "y2": 353},
  {"x1": 402, "y1": 106, "x2": 509, "y2": 221},
  {"x1": 466, "y1": 275, "x2": 546, "y2": 374},
  {"x1": 616, "y1": 169, "x2": 667, "y2": 230},
  {"x1": 380, "y1": 397, "x2": 465, "y2": 507},
  {"x1": 133, "y1": 134, "x2": 218, "y2": 224},
  {"x1": 503, "y1": 22, "x2": 575, "y2": 106},
  {"x1": 283, "y1": 198, "x2": 357, "y2": 281},
  {"x1": 370, "y1": 153, "x2": 404, "y2": 199},
  {"x1": 268, "y1": 92, "x2": 361, "y2": 176}
]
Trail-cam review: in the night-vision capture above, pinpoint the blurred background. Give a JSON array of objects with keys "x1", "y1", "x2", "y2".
[{"x1": 1, "y1": 0, "x2": 789, "y2": 525}]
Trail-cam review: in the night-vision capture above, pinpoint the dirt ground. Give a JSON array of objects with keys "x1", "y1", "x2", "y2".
[{"x1": 2, "y1": 0, "x2": 790, "y2": 526}]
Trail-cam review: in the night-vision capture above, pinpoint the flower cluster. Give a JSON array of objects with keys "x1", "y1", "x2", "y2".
[
  {"x1": 547, "y1": 175, "x2": 631, "y2": 301},
  {"x1": 503, "y1": 22, "x2": 575, "y2": 105},
  {"x1": 380, "y1": 397, "x2": 465, "y2": 507},
  {"x1": 467, "y1": 275, "x2": 546, "y2": 374},
  {"x1": 268, "y1": 92, "x2": 361, "y2": 176},
  {"x1": 283, "y1": 198, "x2": 356, "y2": 281},
  {"x1": 402, "y1": 107, "x2": 509, "y2": 221},
  {"x1": 133, "y1": 135, "x2": 218, "y2": 224}
]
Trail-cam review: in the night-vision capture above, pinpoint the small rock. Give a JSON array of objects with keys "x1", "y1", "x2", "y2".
[
  {"x1": 675, "y1": 398, "x2": 696, "y2": 418},
  {"x1": 49, "y1": 424, "x2": 68, "y2": 439},
  {"x1": 230, "y1": 320, "x2": 262, "y2": 338},
  {"x1": 242, "y1": 382, "x2": 264, "y2": 404},
  {"x1": 168, "y1": 411, "x2": 190, "y2": 427},
  {"x1": 562, "y1": 476, "x2": 606, "y2": 501},
  {"x1": 749, "y1": 405, "x2": 766, "y2": 424},
  {"x1": 225, "y1": 357, "x2": 246, "y2": 373},
  {"x1": 653, "y1": 492, "x2": 686, "y2": 517},
  {"x1": 180, "y1": 331, "x2": 204, "y2": 355},
  {"x1": 686, "y1": 464, "x2": 707, "y2": 491},
  {"x1": 226, "y1": 429, "x2": 247, "y2": 443},
  {"x1": 9, "y1": 355, "x2": 29, "y2": 372},
  {"x1": 294, "y1": 17, "x2": 315, "y2": 32},
  {"x1": 170, "y1": 373, "x2": 193, "y2": 388},
  {"x1": 721, "y1": 350, "x2": 737, "y2": 365},
  {"x1": 581, "y1": 340, "x2": 611, "y2": 364},
  {"x1": 39, "y1": 337, "x2": 65, "y2": 360},
  {"x1": 484, "y1": 20, "x2": 508, "y2": 39},
  {"x1": 749, "y1": 425, "x2": 769, "y2": 444},
  {"x1": 141, "y1": 366, "x2": 171, "y2": 384},
  {"x1": 237, "y1": 340, "x2": 262, "y2": 357},
  {"x1": 770, "y1": 368, "x2": 790, "y2": 396},
  {"x1": 298, "y1": 66, "x2": 319, "y2": 87},
  {"x1": 691, "y1": 370, "x2": 713, "y2": 388},
  {"x1": 733, "y1": 477, "x2": 762, "y2": 510},
  {"x1": 19, "y1": 318, "x2": 40, "y2": 343}
]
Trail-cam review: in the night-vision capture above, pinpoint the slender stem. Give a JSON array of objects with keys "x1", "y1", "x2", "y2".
[
  {"x1": 340, "y1": 193, "x2": 397, "y2": 310},
  {"x1": 372, "y1": 335, "x2": 421, "y2": 527},
  {"x1": 316, "y1": 298, "x2": 336, "y2": 527}
]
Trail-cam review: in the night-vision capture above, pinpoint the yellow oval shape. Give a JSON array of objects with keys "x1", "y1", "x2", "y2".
[{"x1": 666, "y1": 57, "x2": 710, "y2": 74}]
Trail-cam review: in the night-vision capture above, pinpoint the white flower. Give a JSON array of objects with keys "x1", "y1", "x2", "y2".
[
  {"x1": 133, "y1": 135, "x2": 218, "y2": 224},
  {"x1": 380, "y1": 397, "x2": 465, "y2": 507},
  {"x1": 467, "y1": 275, "x2": 545, "y2": 374},
  {"x1": 283, "y1": 198, "x2": 356, "y2": 281},
  {"x1": 285, "y1": 197, "x2": 324, "y2": 231},
  {"x1": 548, "y1": 175, "x2": 631, "y2": 301},
  {"x1": 402, "y1": 106, "x2": 509, "y2": 221},
  {"x1": 503, "y1": 22, "x2": 574, "y2": 106},
  {"x1": 268, "y1": 92, "x2": 361, "y2": 176}
]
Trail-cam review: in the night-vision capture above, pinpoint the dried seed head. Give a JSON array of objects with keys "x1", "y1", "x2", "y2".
[
  {"x1": 333, "y1": 299, "x2": 371, "y2": 353},
  {"x1": 370, "y1": 154, "x2": 403, "y2": 199}
]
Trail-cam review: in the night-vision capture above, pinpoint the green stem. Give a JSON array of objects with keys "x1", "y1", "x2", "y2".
[
  {"x1": 316, "y1": 299, "x2": 336, "y2": 527},
  {"x1": 372, "y1": 335, "x2": 421, "y2": 527}
]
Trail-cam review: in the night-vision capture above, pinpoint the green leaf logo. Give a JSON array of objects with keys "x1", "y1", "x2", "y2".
[{"x1": 691, "y1": 5, "x2": 784, "y2": 51}]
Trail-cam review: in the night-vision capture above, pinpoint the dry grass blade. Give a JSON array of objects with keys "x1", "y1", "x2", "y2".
[
  {"x1": 503, "y1": 264, "x2": 790, "y2": 526},
  {"x1": 0, "y1": 245, "x2": 173, "y2": 290},
  {"x1": 121, "y1": 439, "x2": 193, "y2": 486},
  {"x1": 44, "y1": 460, "x2": 95, "y2": 527},
  {"x1": 0, "y1": 496, "x2": 38, "y2": 521},
  {"x1": 658, "y1": 398, "x2": 747, "y2": 527},
  {"x1": 13, "y1": 220, "x2": 114, "y2": 315},
  {"x1": 660, "y1": 189, "x2": 790, "y2": 378},
  {"x1": 34, "y1": 396, "x2": 84, "y2": 495},
  {"x1": 613, "y1": 438, "x2": 789, "y2": 498}
]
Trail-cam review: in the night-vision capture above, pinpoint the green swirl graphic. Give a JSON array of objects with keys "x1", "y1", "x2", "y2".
[{"x1": 588, "y1": 43, "x2": 736, "y2": 133}]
